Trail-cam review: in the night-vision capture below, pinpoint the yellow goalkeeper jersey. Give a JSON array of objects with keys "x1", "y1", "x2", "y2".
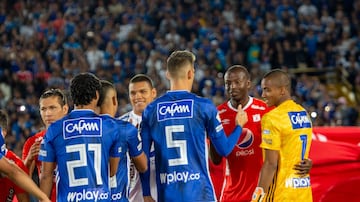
[{"x1": 260, "y1": 100, "x2": 313, "y2": 202}]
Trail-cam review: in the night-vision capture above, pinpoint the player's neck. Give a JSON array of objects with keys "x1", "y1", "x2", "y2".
[
  {"x1": 170, "y1": 80, "x2": 191, "y2": 92},
  {"x1": 230, "y1": 96, "x2": 249, "y2": 109}
]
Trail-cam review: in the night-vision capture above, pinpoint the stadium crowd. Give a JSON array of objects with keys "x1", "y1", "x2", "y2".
[{"x1": 0, "y1": 0, "x2": 359, "y2": 157}]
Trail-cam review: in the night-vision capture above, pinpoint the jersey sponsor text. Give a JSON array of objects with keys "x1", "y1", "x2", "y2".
[
  {"x1": 157, "y1": 100, "x2": 193, "y2": 121},
  {"x1": 159, "y1": 171, "x2": 200, "y2": 184},
  {"x1": 64, "y1": 118, "x2": 102, "y2": 139}
]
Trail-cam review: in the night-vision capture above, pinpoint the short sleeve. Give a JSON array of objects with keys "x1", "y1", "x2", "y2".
[{"x1": 260, "y1": 114, "x2": 281, "y2": 151}]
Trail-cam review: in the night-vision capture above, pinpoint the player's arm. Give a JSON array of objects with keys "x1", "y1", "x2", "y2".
[
  {"x1": 128, "y1": 124, "x2": 148, "y2": 173},
  {"x1": 293, "y1": 158, "x2": 312, "y2": 176},
  {"x1": 210, "y1": 105, "x2": 248, "y2": 156},
  {"x1": 209, "y1": 141, "x2": 222, "y2": 165},
  {"x1": 0, "y1": 157, "x2": 50, "y2": 202},
  {"x1": 132, "y1": 153, "x2": 147, "y2": 173},
  {"x1": 252, "y1": 149, "x2": 279, "y2": 201},
  {"x1": 39, "y1": 161, "x2": 56, "y2": 197},
  {"x1": 139, "y1": 119, "x2": 152, "y2": 198},
  {"x1": 16, "y1": 192, "x2": 30, "y2": 202},
  {"x1": 109, "y1": 157, "x2": 120, "y2": 177},
  {"x1": 23, "y1": 140, "x2": 41, "y2": 171}
]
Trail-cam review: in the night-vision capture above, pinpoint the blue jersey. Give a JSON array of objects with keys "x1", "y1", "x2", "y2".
[
  {"x1": 39, "y1": 110, "x2": 124, "y2": 202},
  {"x1": 140, "y1": 90, "x2": 236, "y2": 202},
  {"x1": 0, "y1": 129, "x2": 5, "y2": 159},
  {"x1": 107, "y1": 115, "x2": 143, "y2": 202}
]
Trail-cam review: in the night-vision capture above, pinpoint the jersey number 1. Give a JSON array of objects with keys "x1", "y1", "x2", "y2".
[
  {"x1": 66, "y1": 143, "x2": 102, "y2": 187},
  {"x1": 299, "y1": 135, "x2": 307, "y2": 160}
]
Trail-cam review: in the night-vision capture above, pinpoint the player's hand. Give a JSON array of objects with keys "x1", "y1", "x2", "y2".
[
  {"x1": 251, "y1": 187, "x2": 265, "y2": 202},
  {"x1": 143, "y1": 196, "x2": 155, "y2": 202},
  {"x1": 27, "y1": 140, "x2": 41, "y2": 162},
  {"x1": 235, "y1": 104, "x2": 248, "y2": 127},
  {"x1": 293, "y1": 158, "x2": 312, "y2": 176}
]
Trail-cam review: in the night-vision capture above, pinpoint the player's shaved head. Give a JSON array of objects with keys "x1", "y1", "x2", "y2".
[{"x1": 263, "y1": 69, "x2": 291, "y2": 92}]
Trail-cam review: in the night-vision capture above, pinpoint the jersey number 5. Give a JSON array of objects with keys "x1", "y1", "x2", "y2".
[
  {"x1": 165, "y1": 125, "x2": 188, "y2": 166},
  {"x1": 66, "y1": 143, "x2": 102, "y2": 187}
]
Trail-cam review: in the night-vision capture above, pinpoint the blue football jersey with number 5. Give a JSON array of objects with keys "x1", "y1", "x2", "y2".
[
  {"x1": 39, "y1": 110, "x2": 124, "y2": 202},
  {"x1": 140, "y1": 90, "x2": 226, "y2": 202}
]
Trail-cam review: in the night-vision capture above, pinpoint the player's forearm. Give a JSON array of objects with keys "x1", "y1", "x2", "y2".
[
  {"x1": 257, "y1": 161, "x2": 277, "y2": 192},
  {"x1": 209, "y1": 142, "x2": 222, "y2": 165},
  {"x1": 132, "y1": 152, "x2": 148, "y2": 173},
  {"x1": 109, "y1": 157, "x2": 120, "y2": 177},
  {"x1": 16, "y1": 192, "x2": 30, "y2": 202},
  {"x1": 212, "y1": 125, "x2": 242, "y2": 156},
  {"x1": 6, "y1": 162, "x2": 49, "y2": 201},
  {"x1": 139, "y1": 161, "x2": 151, "y2": 196},
  {"x1": 39, "y1": 173, "x2": 53, "y2": 198}
]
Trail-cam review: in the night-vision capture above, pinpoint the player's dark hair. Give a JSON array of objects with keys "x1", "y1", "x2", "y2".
[
  {"x1": 129, "y1": 74, "x2": 154, "y2": 88},
  {"x1": 0, "y1": 110, "x2": 8, "y2": 130},
  {"x1": 98, "y1": 80, "x2": 115, "y2": 106},
  {"x1": 70, "y1": 73, "x2": 101, "y2": 106},
  {"x1": 166, "y1": 50, "x2": 195, "y2": 77},
  {"x1": 226, "y1": 65, "x2": 250, "y2": 80},
  {"x1": 40, "y1": 88, "x2": 68, "y2": 106}
]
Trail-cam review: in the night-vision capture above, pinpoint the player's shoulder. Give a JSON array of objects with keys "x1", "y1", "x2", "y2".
[
  {"x1": 217, "y1": 100, "x2": 229, "y2": 110},
  {"x1": 118, "y1": 111, "x2": 131, "y2": 121},
  {"x1": 251, "y1": 97, "x2": 267, "y2": 106},
  {"x1": 25, "y1": 130, "x2": 45, "y2": 144}
]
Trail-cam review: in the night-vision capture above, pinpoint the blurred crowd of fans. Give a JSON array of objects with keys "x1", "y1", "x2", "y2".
[{"x1": 0, "y1": 0, "x2": 359, "y2": 156}]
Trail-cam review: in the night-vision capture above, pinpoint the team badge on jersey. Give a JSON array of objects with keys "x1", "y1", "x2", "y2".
[
  {"x1": 63, "y1": 117, "x2": 102, "y2": 139},
  {"x1": 157, "y1": 99, "x2": 193, "y2": 121},
  {"x1": 288, "y1": 111, "x2": 311, "y2": 129}
]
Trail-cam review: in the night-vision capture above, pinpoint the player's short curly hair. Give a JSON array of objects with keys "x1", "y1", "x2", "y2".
[{"x1": 70, "y1": 73, "x2": 101, "y2": 106}]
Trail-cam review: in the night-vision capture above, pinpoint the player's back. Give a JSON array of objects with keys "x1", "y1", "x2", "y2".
[
  {"x1": 41, "y1": 110, "x2": 123, "y2": 202},
  {"x1": 142, "y1": 91, "x2": 218, "y2": 202}
]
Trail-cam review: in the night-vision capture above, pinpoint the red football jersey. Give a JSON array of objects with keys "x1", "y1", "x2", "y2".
[
  {"x1": 0, "y1": 150, "x2": 29, "y2": 201},
  {"x1": 22, "y1": 130, "x2": 56, "y2": 202},
  {"x1": 215, "y1": 97, "x2": 270, "y2": 202}
]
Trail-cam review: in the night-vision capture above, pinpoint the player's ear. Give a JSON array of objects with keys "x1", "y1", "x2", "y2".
[
  {"x1": 151, "y1": 88, "x2": 157, "y2": 98},
  {"x1": 166, "y1": 70, "x2": 170, "y2": 80},
  {"x1": 187, "y1": 68, "x2": 194, "y2": 80},
  {"x1": 112, "y1": 95, "x2": 117, "y2": 106},
  {"x1": 62, "y1": 104, "x2": 69, "y2": 115}
]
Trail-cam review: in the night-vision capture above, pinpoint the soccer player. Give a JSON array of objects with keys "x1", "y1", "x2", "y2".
[
  {"x1": 252, "y1": 69, "x2": 313, "y2": 201},
  {"x1": 22, "y1": 88, "x2": 69, "y2": 201},
  {"x1": 209, "y1": 65, "x2": 270, "y2": 201},
  {"x1": 0, "y1": 110, "x2": 30, "y2": 202},
  {"x1": 118, "y1": 74, "x2": 158, "y2": 202},
  {"x1": 39, "y1": 73, "x2": 124, "y2": 201},
  {"x1": 210, "y1": 65, "x2": 312, "y2": 201},
  {"x1": 140, "y1": 50, "x2": 248, "y2": 202},
  {"x1": 0, "y1": 119, "x2": 50, "y2": 202},
  {"x1": 98, "y1": 79, "x2": 147, "y2": 201}
]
